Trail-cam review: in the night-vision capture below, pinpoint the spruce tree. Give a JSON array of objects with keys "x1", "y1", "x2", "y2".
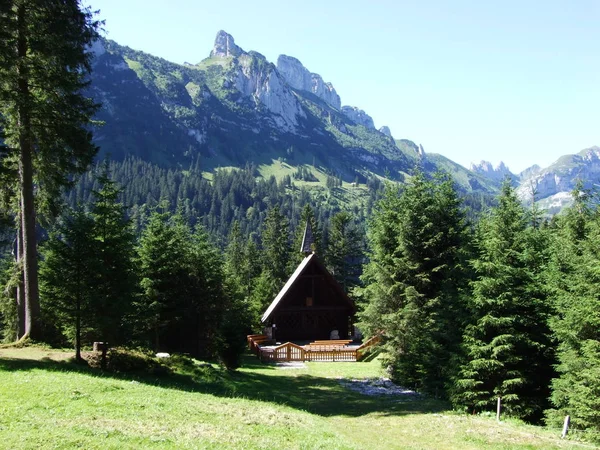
[
  {"x1": 39, "y1": 209, "x2": 96, "y2": 361},
  {"x1": 452, "y1": 182, "x2": 554, "y2": 422},
  {"x1": 326, "y1": 211, "x2": 363, "y2": 293},
  {"x1": 546, "y1": 185, "x2": 600, "y2": 438},
  {"x1": 360, "y1": 171, "x2": 469, "y2": 396},
  {"x1": 261, "y1": 205, "x2": 290, "y2": 284},
  {"x1": 136, "y1": 209, "x2": 190, "y2": 350},
  {"x1": 88, "y1": 164, "x2": 137, "y2": 346},
  {"x1": 0, "y1": 1, "x2": 100, "y2": 339}
]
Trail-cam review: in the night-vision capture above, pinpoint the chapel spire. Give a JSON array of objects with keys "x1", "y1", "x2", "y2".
[{"x1": 300, "y1": 220, "x2": 315, "y2": 255}]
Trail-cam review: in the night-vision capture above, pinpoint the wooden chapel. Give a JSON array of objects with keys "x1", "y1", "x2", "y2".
[{"x1": 260, "y1": 221, "x2": 356, "y2": 342}]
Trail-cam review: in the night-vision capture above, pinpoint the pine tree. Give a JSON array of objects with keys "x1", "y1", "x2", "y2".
[
  {"x1": 136, "y1": 209, "x2": 190, "y2": 351},
  {"x1": 39, "y1": 209, "x2": 96, "y2": 361},
  {"x1": 452, "y1": 182, "x2": 554, "y2": 422},
  {"x1": 360, "y1": 171, "x2": 469, "y2": 396},
  {"x1": 88, "y1": 163, "x2": 137, "y2": 346},
  {"x1": 546, "y1": 184, "x2": 600, "y2": 438},
  {"x1": 326, "y1": 211, "x2": 363, "y2": 293},
  {"x1": 0, "y1": 1, "x2": 100, "y2": 340},
  {"x1": 261, "y1": 205, "x2": 290, "y2": 284}
]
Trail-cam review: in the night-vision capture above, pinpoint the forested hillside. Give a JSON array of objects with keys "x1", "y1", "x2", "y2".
[{"x1": 1, "y1": 3, "x2": 599, "y2": 445}]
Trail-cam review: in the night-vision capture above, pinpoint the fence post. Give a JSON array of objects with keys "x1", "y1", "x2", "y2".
[
  {"x1": 561, "y1": 415, "x2": 570, "y2": 438},
  {"x1": 497, "y1": 397, "x2": 501, "y2": 422}
]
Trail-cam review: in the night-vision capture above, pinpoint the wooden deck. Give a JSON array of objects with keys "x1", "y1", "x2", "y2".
[{"x1": 247, "y1": 335, "x2": 381, "y2": 362}]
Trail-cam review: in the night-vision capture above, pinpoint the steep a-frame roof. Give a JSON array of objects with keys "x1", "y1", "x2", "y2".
[{"x1": 261, "y1": 253, "x2": 355, "y2": 323}]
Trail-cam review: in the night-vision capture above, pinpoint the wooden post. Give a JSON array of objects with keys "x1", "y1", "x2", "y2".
[
  {"x1": 561, "y1": 415, "x2": 570, "y2": 438},
  {"x1": 496, "y1": 397, "x2": 501, "y2": 422}
]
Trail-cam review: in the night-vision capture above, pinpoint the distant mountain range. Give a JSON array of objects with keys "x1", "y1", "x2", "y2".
[{"x1": 87, "y1": 31, "x2": 597, "y2": 212}]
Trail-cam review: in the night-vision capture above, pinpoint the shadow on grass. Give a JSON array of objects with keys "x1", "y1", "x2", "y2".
[{"x1": 0, "y1": 353, "x2": 447, "y2": 418}]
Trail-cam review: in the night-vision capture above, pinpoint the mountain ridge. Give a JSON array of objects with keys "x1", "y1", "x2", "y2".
[{"x1": 87, "y1": 30, "x2": 598, "y2": 211}]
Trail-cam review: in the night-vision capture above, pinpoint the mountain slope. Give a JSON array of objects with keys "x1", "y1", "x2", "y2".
[
  {"x1": 87, "y1": 31, "x2": 500, "y2": 196},
  {"x1": 517, "y1": 146, "x2": 600, "y2": 213}
]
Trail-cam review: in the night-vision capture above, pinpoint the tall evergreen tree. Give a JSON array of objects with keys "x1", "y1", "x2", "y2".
[
  {"x1": 325, "y1": 211, "x2": 363, "y2": 293},
  {"x1": 452, "y1": 182, "x2": 554, "y2": 422},
  {"x1": 40, "y1": 167, "x2": 136, "y2": 358},
  {"x1": 39, "y1": 209, "x2": 96, "y2": 361},
  {"x1": 0, "y1": 1, "x2": 100, "y2": 340},
  {"x1": 261, "y1": 205, "x2": 290, "y2": 284},
  {"x1": 136, "y1": 209, "x2": 190, "y2": 351},
  {"x1": 88, "y1": 164, "x2": 137, "y2": 346},
  {"x1": 360, "y1": 171, "x2": 469, "y2": 396},
  {"x1": 546, "y1": 185, "x2": 600, "y2": 438}
]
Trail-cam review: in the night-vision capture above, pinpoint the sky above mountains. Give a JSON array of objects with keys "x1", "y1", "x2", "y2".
[{"x1": 85, "y1": 0, "x2": 598, "y2": 174}]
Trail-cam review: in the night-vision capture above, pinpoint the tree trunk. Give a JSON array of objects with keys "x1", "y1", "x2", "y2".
[
  {"x1": 75, "y1": 295, "x2": 81, "y2": 362},
  {"x1": 15, "y1": 227, "x2": 25, "y2": 340},
  {"x1": 17, "y1": 3, "x2": 40, "y2": 341}
]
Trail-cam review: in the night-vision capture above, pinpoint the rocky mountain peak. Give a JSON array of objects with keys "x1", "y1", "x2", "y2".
[
  {"x1": 341, "y1": 106, "x2": 375, "y2": 129},
  {"x1": 581, "y1": 145, "x2": 600, "y2": 161},
  {"x1": 277, "y1": 55, "x2": 341, "y2": 109},
  {"x1": 519, "y1": 164, "x2": 541, "y2": 179},
  {"x1": 210, "y1": 30, "x2": 244, "y2": 58},
  {"x1": 470, "y1": 160, "x2": 513, "y2": 181},
  {"x1": 379, "y1": 126, "x2": 392, "y2": 138}
]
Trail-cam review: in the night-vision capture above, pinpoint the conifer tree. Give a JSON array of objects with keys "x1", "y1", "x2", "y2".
[
  {"x1": 360, "y1": 171, "x2": 469, "y2": 396},
  {"x1": 88, "y1": 164, "x2": 137, "y2": 346},
  {"x1": 136, "y1": 209, "x2": 190, "y2": 350},
  {"x1": 39, "y1": 209, "x2": 96, "y2": 361},
  {"x1": 0, "y1": 1, "x2": 100, "y2": 339},
  {"x1": 40, "y1": 167, "x2": 136, "y2": 358},
  {"x1": 452, "y1": 182, "x2": 554, "y2": 422},
  {"x1": 261, "y1": 205, "x2": 290, "y2": 284},
  {"x1": 326, "y1": 211, "x2": 363, "y2": 293},
  {"x1": 546, "y1": 184, "x2": 600, "y2": 438}
]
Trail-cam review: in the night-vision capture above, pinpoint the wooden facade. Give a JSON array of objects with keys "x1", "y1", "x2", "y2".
[{"x1": 261, "y1": 253, "x2": 355, "y2": 342}]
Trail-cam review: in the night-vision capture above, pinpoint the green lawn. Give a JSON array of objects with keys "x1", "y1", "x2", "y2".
[{"x1": 0, "y1": 347, "x2": 595, "y2": 449}]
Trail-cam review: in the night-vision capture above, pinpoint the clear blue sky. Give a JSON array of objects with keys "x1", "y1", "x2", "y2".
[{"x1": 85, "y1": 0, "x2": 599, "y2": 173}]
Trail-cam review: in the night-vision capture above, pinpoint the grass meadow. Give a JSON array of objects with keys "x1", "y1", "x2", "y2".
[{"x1": 0, "y1": 347, "x2": 596, "y2": 449}]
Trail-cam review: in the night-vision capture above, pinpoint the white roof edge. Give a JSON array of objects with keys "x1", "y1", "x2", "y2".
[{"x1": 261, "y1": 253, "x2": 314, "y2": 323}]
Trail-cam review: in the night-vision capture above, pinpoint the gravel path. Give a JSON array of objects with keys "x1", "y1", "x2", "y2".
[{"x1": 339, "y1": 377, "x2": 421, "y2": 398}]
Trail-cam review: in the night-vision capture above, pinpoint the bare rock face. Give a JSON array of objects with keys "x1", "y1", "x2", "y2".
[
  {"x1": 210, "y1": 30, "x2": 244, "y2": 58},
  {"x1": 277, "y1": 55, "x2": 341, "y2": 109},
  {"x1": 470, "y1": 160, "x2": 513, "y2": 182},
  {"x1": 234, "y1": 54, "x2": 305, "y2": 133},
  {"x1": 379, "y1": 126, "x2": 392, "y2": 138},
  {"x1": 341, "y1": 106, "x2": 375, "y2": 129},
  {"x1": 517, "y1": 146, "x2": 600, "y2": 201}
]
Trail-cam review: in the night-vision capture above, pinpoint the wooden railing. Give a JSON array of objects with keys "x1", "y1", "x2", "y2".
[
  {"x1": 356, "y1": 334, "x2": 382, "y2": 361},
  {"x1": 247, "y1": 334, "x2": 382, "y2": 363},
  {"x1": 305, "y1": 347, "x2": 357, "y2": 361},
  {"x1": 247, "y1": 334, "x2": 271, "y2": 355}
]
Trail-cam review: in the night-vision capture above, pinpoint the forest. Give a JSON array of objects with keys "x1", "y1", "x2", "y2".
[{"x1": 0, "y1": 0, "x2": 599, "y2": 444}]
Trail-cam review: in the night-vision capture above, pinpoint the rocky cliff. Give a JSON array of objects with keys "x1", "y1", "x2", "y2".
[
  {"x1": 276, "y1": 55, "x2": 341, "y2": 109},
  {"x1": 379, "y1": 126, "x2": 392, "y2": 138},
  {"x1": 341, "y1": 106, "x2": 375, "y2": 129},
  {"x1": 209, "y1": 31, "x2": 305, "y2": 132},
  {"x1": 210, "y1": 30, "x2": 244, "y2": 58},
  {"x1": 517, "y1": 146, "x2": 600, "y2": 211},
  {"x1": 470, "y1": 160, "x2": 513, "y2": 182}
]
